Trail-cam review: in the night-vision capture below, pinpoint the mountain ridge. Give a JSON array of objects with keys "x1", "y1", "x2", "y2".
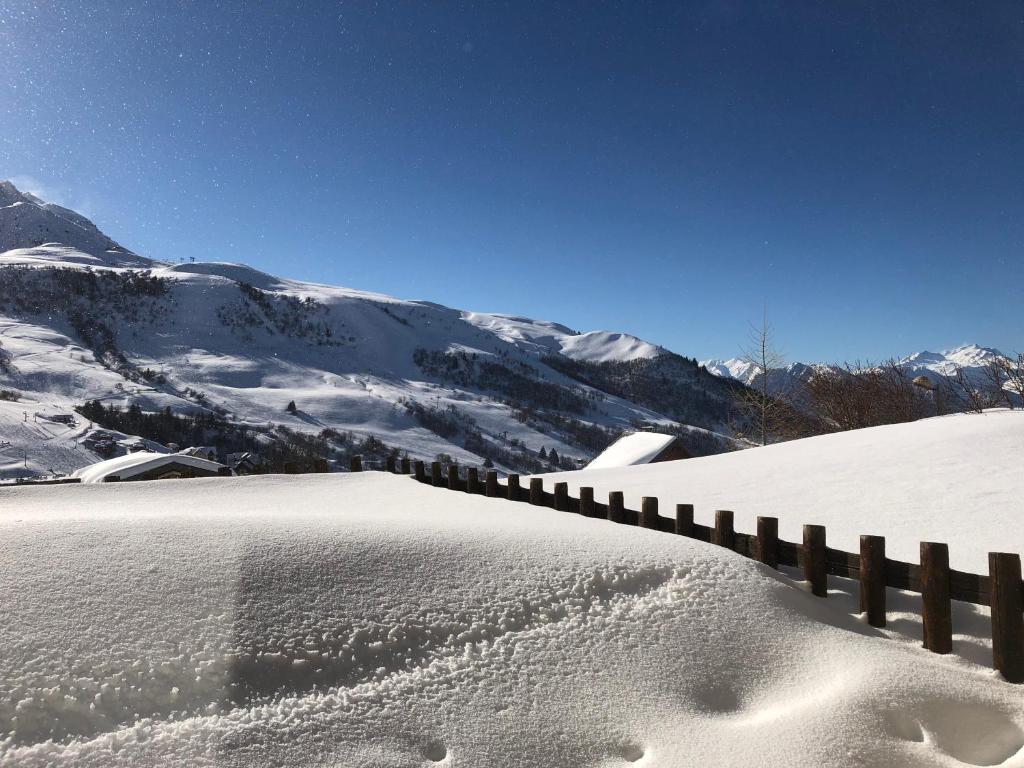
[{"x1": 0, "y1": 181, "x2": 743, "y2": 479}]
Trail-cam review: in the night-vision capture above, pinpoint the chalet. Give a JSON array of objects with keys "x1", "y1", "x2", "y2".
[
  {"x1": 180, "y1": 446, "x2": 220, "y2": 463},
  {"x1": 585, "y1": 432, "x2": 691, "y2": 470},
  {"x1": 227, "y1": 452, "x2": 263, "y2": 475},
  {"x1": 71, "y1": 452, "x2": 232, "y2": 483}
]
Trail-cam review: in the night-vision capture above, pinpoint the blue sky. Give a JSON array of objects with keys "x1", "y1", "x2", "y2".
[{"x1": 1, "y1": 1, "x2": 1022, "y2": 362}]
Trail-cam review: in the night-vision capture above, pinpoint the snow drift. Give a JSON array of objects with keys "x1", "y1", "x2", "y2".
[
  {"x1": 1, "y1": 472, "x2": 1022, "y2": 767},
  {"x1": 539, "y1": 409, "x2": 1024, "y2": 573}
]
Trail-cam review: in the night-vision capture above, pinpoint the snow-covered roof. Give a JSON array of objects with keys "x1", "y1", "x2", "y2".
[
  {"x1": 585, "y1": 431, "x2": 680, "y2": 470},
  {"x1": 71, "y1": 452, "x2": 225, "y2": 484}
]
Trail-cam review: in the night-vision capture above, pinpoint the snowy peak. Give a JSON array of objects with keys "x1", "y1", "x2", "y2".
[
  {"x1": 463, "y1": 312, "x2": 665, "y2": 364},
  {"x1": 701, "y1": 358, "x2": 759, "y2": 384},
  {"x1": 704, "y1": 345, "x2": 1009, "y2": 385},
  {"x1": 899, "y1": 344, "x2": 1006, "y2": 376},
  {"x1": 0, "y1": 180, "x2": 151, "y2": 268}
]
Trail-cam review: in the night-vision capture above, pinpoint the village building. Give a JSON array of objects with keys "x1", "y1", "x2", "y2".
[
  {"x1": 179, "y1": 446, "x2": 220, "y2": 463},
  {"x1": 227, "y1": 451, "x2": 263, "y2": 475},
  {"x1": 71, "y1": 452, "x2": 231, "y2": 484}
]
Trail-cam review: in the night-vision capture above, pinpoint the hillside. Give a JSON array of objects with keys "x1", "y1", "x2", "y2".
[
  {"x1": 0, "y1": 182, "x2": 744, "y2": 478},
  {"x1": 2, "y1": 472, "x2": 1022, "y2": 767}
]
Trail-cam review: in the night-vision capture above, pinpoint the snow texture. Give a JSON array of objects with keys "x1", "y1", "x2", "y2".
[{"x1": 1, "y1": 472, "x2": 1022, "y2": 767}]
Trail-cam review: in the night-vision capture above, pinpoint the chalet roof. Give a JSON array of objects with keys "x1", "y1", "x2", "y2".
[
  {"x1": 585, "y1": 432, "x2": 681, "y2": 470},
  {"x1": 71, "y1": 452, "x2": 226, "y2": 484}
]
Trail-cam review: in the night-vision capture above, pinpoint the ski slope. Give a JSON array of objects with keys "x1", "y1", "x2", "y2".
[{"x1": 1, "y1": 472, "x2": 1022, "y2": 767}]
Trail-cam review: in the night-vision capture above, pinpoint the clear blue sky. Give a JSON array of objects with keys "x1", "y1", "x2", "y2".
[{"x1": 1, "y1": 1, "x2": 1022, "y2": 362}]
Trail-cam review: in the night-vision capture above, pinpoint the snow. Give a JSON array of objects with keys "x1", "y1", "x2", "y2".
[
  {"x1": 0, "y1": 472, "x2": 1022, "y2": 767},
  {"x1": 586, "y1": 431, "x2": 678, "y2": 469},
  {"x1": 899, "y1": 344, "x2": 1008, "y2": 379},
  {"x1": 463, "y1": 313, "x2": 665, "y2": 362},
  {"x1": 0, "y1": 242, "x2": 696, "y2": 476},
  {"x1": 70, "y1": 451, "x2": 225, "y2": 483},
  {"x1": 701, "y1": 357, "x2": 758, "y2": 383},
  {"x1": 0, "y1": 181, "x2": 148, "y2": 268},
  {"x1": 558, "y1": 331, "x2": 665, "y2": 363},
  {"x1": 704, "y1": 344, "x2": 1012, "y2": 389},
  {"x1": 539, "y1": 409, "x2": 1024, "y2": 573}
]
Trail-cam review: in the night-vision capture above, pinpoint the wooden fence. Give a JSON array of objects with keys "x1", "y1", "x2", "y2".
[{"x1": 351, "y1": 455, "x2": 1024, "y2": 684}]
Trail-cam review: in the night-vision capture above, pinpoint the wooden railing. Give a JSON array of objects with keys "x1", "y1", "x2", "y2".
[{"x1": 351, "y1": 455, "x2": 1024, "y2": 684}]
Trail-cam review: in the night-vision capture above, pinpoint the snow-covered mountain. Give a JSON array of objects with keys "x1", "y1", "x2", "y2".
[
  {"x1": 0, "y1": 181, "x2": 149, "y2": 268},
  {"x1": 0, "y1": 181, "x2": 743, "y2": 479},
  {"x1": 896, "y1": 344, "x2": 1007, "y2": 380},
  {"x1": 703, "y1": 345, "x2": 1011, "y2": 394}
]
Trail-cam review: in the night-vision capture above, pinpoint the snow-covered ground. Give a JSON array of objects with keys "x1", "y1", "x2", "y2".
[
  {"x1": 2, "y1": 472, "x2": 1023, "y2": 767},
  {"x1": 538, "y1": 409, "x2": 1024, "y2": 573}
]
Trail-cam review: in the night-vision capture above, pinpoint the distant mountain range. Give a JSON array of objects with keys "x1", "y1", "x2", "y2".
[
  {"x1": 0, "y1": 181, "x2": 745, "y2": 479},
  {"x1": 702, "y1": 344, "x2": 1011, "y2": 395}
]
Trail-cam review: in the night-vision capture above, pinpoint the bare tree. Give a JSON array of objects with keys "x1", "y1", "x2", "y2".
[
  {"x1": 732, "y1": 309, "x2": 806, "y2": 444},
  {"x1": 803, "y1": 359, "x2": 933, "y2": 431},
  {"x1": 993, "y1": 353, "x2": 1024, "y2": 408},
  {"x1": 941, "y1": 364, "x2": 987, "y2": 413},
  {"x1": 981, "y1": 359, "x2": 1014, "y2": 410}
]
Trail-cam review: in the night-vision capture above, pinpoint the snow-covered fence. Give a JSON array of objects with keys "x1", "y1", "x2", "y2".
[{"x1": 351, "y1": 456, "x2": 1024, "y2": 685}]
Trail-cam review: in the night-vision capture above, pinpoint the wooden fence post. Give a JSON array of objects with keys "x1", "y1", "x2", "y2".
[
  {"x1": 802, "y1": 524, "x2": 827, "y2": 597},
  {"x1": 579, "y1": 487, "x2": 595, "y2": 517},
  {"x1": 714, "y1": 510, "x2": 735, "y2": 550},
  {"x1": 431, "y1": 461, "x2": 443, "y2": 487},
  {"x1": 507, "y1": 474, "x2": 520, "y2": 501},
  {"x1": 921, "y1": 542, "x2": 952, "y2": 654},
  {"x1": 447, "y1": 464, "x2": 460, "y2": 491},
  {"x1": 414, "y1": 460, "x2": 426, "y2": 483},
  {"x1": 608, "y1": 491, "x2": 625, "y2": 523},
  {"x1": 385, "y1": 455, "x2": 396, "y2": 473},
  {"x1": 466, "y1": 467, "x2": 480, "y2": 494},
  {"x1": 860, "y1": 535, "x2": 886, "y2": 628},
  {"x1": 640, "y1": 497, "x2": 659, "y2": 529},
  {"x1": 529, "y1": 478, "x2": 544, "y2": 505},
  {"x1": 989, "y1": 552, "x2": 1024, "y2": 683},
  {"x1": 675, "y1": 504, "x2": 694, "y2": 537},
  {"x1": 554, "y1": 482, "x2": 569, "y2": 511},
  {"x1": 350, "y1": 455, "x2": 362, "y2": 472},
  {"x1": 400, "y1": 457, "x2": 411, "y2": 474},
  {"x1": 756, "y1": 516, "x2": 778, "y2": 568},
  {"x1": 485, "y1": 470, "x2": 498, "y2": 497}
]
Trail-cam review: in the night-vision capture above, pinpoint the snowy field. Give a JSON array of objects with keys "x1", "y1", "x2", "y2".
[
  {"x1": 539, "y1": 410, "x2": 1024, "y2": 573},
  {"x1": 2, "y1": 472, "x2": 1023, "y2": 767}
]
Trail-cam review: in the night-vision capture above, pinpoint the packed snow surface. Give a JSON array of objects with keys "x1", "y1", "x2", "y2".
[
  {"x1": 1, "y1": 472, "x2": 1023, "y2": 767},
  {"x1": 70, "y1": 451, "x2": 225, "y2": 484},
  {"x1": 541, "y1": 409, "x2": 1024, "y2": 572},
  {"x1": 586, "y1": 431, "x2": 678, "y2": 469}
]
